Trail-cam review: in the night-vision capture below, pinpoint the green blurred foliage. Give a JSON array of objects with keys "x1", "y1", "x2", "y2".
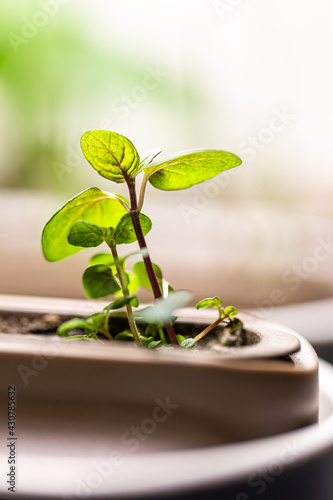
[{"x1": 0, "y1": 1, "x2": 205, "y2": 192}]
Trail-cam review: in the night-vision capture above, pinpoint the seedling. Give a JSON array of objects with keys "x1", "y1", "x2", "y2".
[{"x1": 42, "y1": 130, "x2": 243, "y2": 348}]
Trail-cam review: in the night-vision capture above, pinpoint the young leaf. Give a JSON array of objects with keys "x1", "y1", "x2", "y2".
[
  {"x1": 146, "y1": 150, "x2": 242, "y2": 191},
  {"x1": 139, "y1": 149, "x2": 162, "y2": 169},
  {"x1": 81, "y1": 130, "x2": 140, "y2": 183},
  {"x1": 115, "y1": 331, "x2": 134, "y2": 341},
  {"x1": 144, "y1": 323, "x2": 160, "y2": 339},
  {"x1": 224, "y1": 306, "x2": 238, "y2": 318},
  {"x1": 196, "y1": 297, "x2": 222, "y2": 310},
  {"x1": 147, "y1": 340, "x2": 163, "y2": 349},
  {"x1": 84, "y1": 313, "x2": 106, "y2": 332},
  {"x1": 104, "y1": 295, "x2": 139, "y2": 311},
  {"x1": 42, "y1": 187, "x2": 127, "y2": 262},
  {"x1": 140, "y1": 336, "x2": 163, "y2": 348},
  {"x1": 133, "y1": 261, "x2": 163, "y2": 290},
  {"x1": 67, "y1": 221, "x2": 110, "y2": 248},
  {"x1": 227, "y1": 318, "x2": 244, "y2": 330},
  {"x1": 114, "y1": 213, "x2": 152, "y2": 245},
  {"x1": 82, "y1": 265, "x2": 121, "y2": 299},
  {"x1": 57, "y1": 318, "x2": 87, "y2": 337}
]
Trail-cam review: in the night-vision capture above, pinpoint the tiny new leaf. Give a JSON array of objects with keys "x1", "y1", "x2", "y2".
[
  {"x1": 138, "y1": 149, "x2": 162, "y2": 169},
  {"x1": 81, "y1": 130, "x2": 141, "y2": 183},
  {"x1": 196, "y1": 297, "x2": 222, "y2": 310},
  {"x1": 82, "y1": 265, "x2": 121, "y2": 299},
  {"x1": 115, "y1": 213, "x2": 152, "y2": 245},
  {"x1": 115, "y1": 331, "x2": 134, "y2": 341},
  {"x1": 224, "y1": 306, "x2": 238, "y2": 318},
  {"x1": 147, "y1": 150, "x2": 242, "y2": 191}
]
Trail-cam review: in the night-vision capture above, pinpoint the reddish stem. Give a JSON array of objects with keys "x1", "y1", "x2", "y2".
[{"x1": 127, "y1": 178, "x2": 179, "y2": 346}]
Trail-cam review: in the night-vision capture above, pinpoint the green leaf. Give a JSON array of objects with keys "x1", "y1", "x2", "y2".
[
  {"x1": 115, "y1": 330, "x2": 134, "y2": 341},
  {"x1": 228, "y1": 318, "x2": 244, "y2": 330},
  {"x1": 89, "y1": 253, "x2": 115, "y2": 266},
  {"x1": 176, "y1": 334, "x2": 185, "y2": 343},
  {"x1": 147, "y1": 150, "x2": 242, "y2": 191},
  {"x1": 84, "y1": 312, "x2": 106, "y2": 332},
  {"x1": 133, "y1": 261, "x2": 163, "y2": 291},
  {"x1": 140, "y1": 336, "x2": 163, "y2": 348},
  {"x1": 147, "y1": 340, "x2": 163, "y2": 349},
  {"x1": 104, "y1": 295, "x2": 139, "y2": 310},
  {"x1": 114, "y1": 213, "x2": 152, "y2": 245},
  {"x1": 196, "y1": 297, "x2": 222, "y2": 310},
  {"x1": 140, "y1": 336, "x2": 155, "y2": 347},
  {"x1": 180, "y1": 338, "x2": 195, "y2": 349},
  {"x1": 67, "y1": 221, "x2": 110, "y2": 248},
  {"x1": 57, "y1": 318, "x2": 87, "y2": 337},
  {"x1": 42, "y1": 187, "x2": 127, "y2": 262},
  {"x1": 144, "y1": 323, "x2": 160, "y2": 339},
  {"x1": 135, "y1": 291, "x2": 192, "y2": 324},
  {"x1": 81, "y1": 130, "x2": 140, "y2": 183},
  {"x1": 82, "y1": 265, "x2": 121, "y2": 299},
  {"x1": 224, "y1": 306, "x2": 238, "y2": 318}
]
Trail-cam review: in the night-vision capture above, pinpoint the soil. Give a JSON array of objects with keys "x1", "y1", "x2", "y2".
[
  {"x1": 0, "y1": 313, "x2": 63, "y2": 334},
  {"x1": 0, "y1": 312, "x2": 252, "y2": 350}
]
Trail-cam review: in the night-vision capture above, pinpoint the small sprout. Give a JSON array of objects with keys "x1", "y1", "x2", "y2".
[
  {"x1": 194, "y1": 296, "x2": 241, "y2": 343},
  {"x1": 42, "y1": 129, "x2": 242, "y2": 348},
  {"x1": 144, "y1": 323, "x2": 166, "y2": 343}
]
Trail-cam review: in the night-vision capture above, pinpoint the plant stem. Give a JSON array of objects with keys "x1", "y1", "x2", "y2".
[
  {"x1": 127, "y1": 177, "x2": 179, "y2": 346},
  {"x1": 102, "y1": 310, "x2": 113, "y2": 340},
  {"x1": 109, "y1": 245, "x2": 141, "y2": 346},
  {"x1": 193, "y1": 315, "x2": 227, "y2": 343}
]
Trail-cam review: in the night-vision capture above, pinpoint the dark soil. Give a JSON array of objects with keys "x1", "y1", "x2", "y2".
[
  {"x1": 0, "y1": 313, "x2": 252, "y2": 349},
  {"x1": 0, "y1": 313, "x2": 63, "y2": 334}
]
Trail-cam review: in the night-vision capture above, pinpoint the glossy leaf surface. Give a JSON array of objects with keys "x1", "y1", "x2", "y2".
[
  {"x1": 42, "y1": 187, "x2": 127, "y2": 262},
  {"x1": 115, "y1": 213, "x2": 152, "y2": 244},
  {"x1": 81, "y1": 130, "x2": 140, "y2": 183},
  {"x1": 67, "y1": 221, "x2": 109, "y2": 248},
  {"x1": 147, "y1": 150, "x2": 242, "y2": 190}
]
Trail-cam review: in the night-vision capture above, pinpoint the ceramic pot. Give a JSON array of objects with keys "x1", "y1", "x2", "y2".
[{"x1": 0, "y1": 294, "x2": 321, "y2": 499}]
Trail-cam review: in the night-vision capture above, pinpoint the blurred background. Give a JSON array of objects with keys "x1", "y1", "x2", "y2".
[{"x1": 1, "y1": 0, "x2": 333, "y2": 313}]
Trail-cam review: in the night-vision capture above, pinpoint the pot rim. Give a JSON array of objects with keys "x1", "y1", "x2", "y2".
[{"x1": 0, "y1": 294, "x2": 305, "y2": 363}]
